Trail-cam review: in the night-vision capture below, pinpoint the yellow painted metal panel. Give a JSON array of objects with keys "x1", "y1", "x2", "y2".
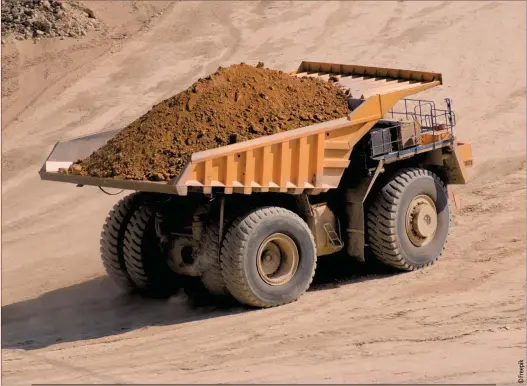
[
  {"x1": 260, "y1": 145, "x2": 272, "y2": 192},
  {"x1": 279, "y1": 141, "x2": 291, "y2": 192},
  {"x1": 170, "y1": 61, "x2": 446, "y2": 194},
  {"x1": 290, "y1": 139, "x2": 300, "y2": 188},
  {"x1": 297, "y1": 136, "x2": 309, "y2": 187},
  {"x1": 456, "y1": 142, "x2": 473, "y2": 167},
  {"x1": 314, "y1": 133, "x2": 325, "y2": 186},
  {"x1": 244, "y1": 149, "x2": 255, "y2": 194},
  {"x1": 323, "y1": 159, "x2": 350, "y2": 168},
  {"x1": 271, "y1": 142, "x2": 282, "y2": 187},
  {"x1": 325, "y1": 140, "x2": 350, "y2": 150},
  {"x1": 444, "y1": 142, "x2": 473, "y2": 184},
  {"x1": 296, "y1": 61, "x2": 442, "y2": 84}
]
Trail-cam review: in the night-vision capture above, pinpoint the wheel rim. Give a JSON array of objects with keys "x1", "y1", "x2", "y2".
[
  {"x1": 405, "y1": 194, "x2": 438, "y2": 247},
  {"x1": 256, "y1": 233, "x2": 299, "y2": 286},
  {"x1": 166, "y1": 237, "x2": 196, "y2": 273}
]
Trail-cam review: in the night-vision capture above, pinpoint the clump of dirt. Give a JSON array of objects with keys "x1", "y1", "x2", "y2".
[
  {"x1": 68, "y1": 63, "x2": 350, "y2": 181},
  {"x1": 1, "y1": 0, "x2": 100, "y2": 41}
]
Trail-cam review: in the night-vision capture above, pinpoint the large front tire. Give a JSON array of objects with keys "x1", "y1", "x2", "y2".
[
  {"x1": 220, "y1": 207, "x2": 317, "y2": 308},
  {"x1": 123, "y1": 205, "x2": 181, "y2": 298},
  {"x1": 366, "y1": 168, "x2": 450, "y2": 271}
]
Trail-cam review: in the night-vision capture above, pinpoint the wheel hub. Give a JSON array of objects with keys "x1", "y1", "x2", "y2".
[
  {"x1": 405, "y1": 195, "x2": 437, "y2": 247},
  {"x1": 166, "y1": 236, "x2": 200, "y2": 276},
  {"x1": 257, "y1": 233, "x2": 299, "y2": 286},
  {"x1": 261, "y1": 243, "x2": 281, "y2": 276}
]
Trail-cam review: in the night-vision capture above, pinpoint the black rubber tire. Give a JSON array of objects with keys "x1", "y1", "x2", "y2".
[
  {"x1": 220, "y1": 207, "x2": 317, "y2": 308},
  {"x1": 100, "y1": 193, "x2": 142, "y2": 292},
  {"x1": 196, "y1": 223, "x2": 228, "y2": 295},
  {"x1": 366, "y1": 168, "x2": 450, "y2": 271},
  {"x1": 123, "y1": 204, "x2": 181, "y2": 298}
]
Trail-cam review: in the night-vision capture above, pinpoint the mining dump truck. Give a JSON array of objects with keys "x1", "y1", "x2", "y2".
[{"x1": 40, "y1": 62, "x2": 473, "y2": 308}]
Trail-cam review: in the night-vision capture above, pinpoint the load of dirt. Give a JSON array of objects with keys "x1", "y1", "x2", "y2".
[
  {"x1": 1, "y1": 0, "x2": 100, "y2": 41},
  {"x1": 68, "y1": 63, "x2": 350, "y2": 181}
]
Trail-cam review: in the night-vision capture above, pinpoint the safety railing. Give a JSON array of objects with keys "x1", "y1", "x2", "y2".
[{"x1": 366, "y1": 98, "x2": 456, "y2": 161}]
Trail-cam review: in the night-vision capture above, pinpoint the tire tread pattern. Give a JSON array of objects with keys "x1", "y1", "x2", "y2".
[
  {"x1": 198, "y1": 223, "x2": 227, "y2": 295},
  {"x1": 220, "y1": 207, "x2": 316, "y2": 308},
  {"x1": 122, "y1": 205, "x2": 179, "y2": 297},
  {"x1": 99, "y1": 193, "x2": 141, "y2": 291},
  {"x1": 366, "y1": 168, "x2": 451, "y2": 271},
  {"x1": 123, "y1": 205, "x2": 153, "y2": 289}
]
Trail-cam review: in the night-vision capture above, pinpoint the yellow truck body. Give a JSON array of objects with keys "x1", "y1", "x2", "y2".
[{"x1": 40, "y1": 61, "x2": 472, "y2": 194}]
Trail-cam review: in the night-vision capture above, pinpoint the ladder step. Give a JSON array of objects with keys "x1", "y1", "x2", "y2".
[{"x1": 323, "y1": 223, "x2": 344, "y2": 249}]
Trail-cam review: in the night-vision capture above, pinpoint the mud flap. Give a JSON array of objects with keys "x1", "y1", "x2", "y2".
[
  {"x1": 443, "y1": 142, "x2": 473, "y2": 184},
  {"x1": 345, "y1": 161, "x2": 384, "y2": 262}
]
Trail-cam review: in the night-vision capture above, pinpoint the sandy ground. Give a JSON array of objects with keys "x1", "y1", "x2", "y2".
[{"x1": 2, "y1": 1, "x2": 525, "y2": 384}]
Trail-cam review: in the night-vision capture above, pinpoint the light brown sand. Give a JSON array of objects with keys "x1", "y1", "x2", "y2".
[{"x1": 2, "y1": 1, "x2": 525, "y2": 384}]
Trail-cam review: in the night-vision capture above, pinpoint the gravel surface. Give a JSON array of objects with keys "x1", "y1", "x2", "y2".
[{"x1": 1, "y1": 0, "x2": 100, "y2": 41}]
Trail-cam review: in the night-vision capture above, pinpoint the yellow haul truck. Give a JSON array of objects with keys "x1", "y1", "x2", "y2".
[{"x1": 40, "y1": 62, "x2": 473, "y2": 308}]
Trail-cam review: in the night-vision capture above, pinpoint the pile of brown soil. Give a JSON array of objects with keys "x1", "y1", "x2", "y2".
[{"x1": 69, "y1": 63, "x2": 350, "y2": 181}]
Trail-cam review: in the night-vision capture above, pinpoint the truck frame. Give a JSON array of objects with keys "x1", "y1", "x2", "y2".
[{"x1": 40, "y1": 61, "x2": 473, "y2": 308}]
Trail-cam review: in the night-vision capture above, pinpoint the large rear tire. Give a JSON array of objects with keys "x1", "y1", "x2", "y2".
[
  {"x1": 123, "y1": 204, "x2": 181, "y2": 298},
  {"x1": 196, "y1": 223, "x2": 227, "y2": 295},
  {"x1": 366, "y1": 168, "x2": 450, "y2": 271},
  {"x1": 220, "y1": 207, "x2": 316, "y2": 308},
  {"x1": 100, "y1": 193, "x2": 142, "y2": 292}
]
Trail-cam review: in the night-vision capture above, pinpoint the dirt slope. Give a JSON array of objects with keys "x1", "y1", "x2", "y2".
[{"x1": 2, "y1": 1, "x2": 525, "y2": 384}]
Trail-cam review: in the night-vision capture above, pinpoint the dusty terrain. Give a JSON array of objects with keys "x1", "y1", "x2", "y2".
[
  {"x1": 2, "y1": 1, "x2": 525, "y2": 384},
  {"x1": 72, "y1": 63, "x2": 349, "y2": 181}
]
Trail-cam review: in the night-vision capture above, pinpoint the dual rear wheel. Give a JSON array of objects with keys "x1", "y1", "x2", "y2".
[
  {"x1": 100, "y1": 196, "x2": 317, "y2": 307},
  {"x1": 100, "y1": 195, "x2": 181, "y2": 298},
  {"x1": 99, "y1": 168, "x2": 450, "y2": 307}
]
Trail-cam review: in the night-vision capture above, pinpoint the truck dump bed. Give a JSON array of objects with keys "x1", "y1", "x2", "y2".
[{"x1": 40, "y1": 61, "x2": 445, "y2": 195}]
